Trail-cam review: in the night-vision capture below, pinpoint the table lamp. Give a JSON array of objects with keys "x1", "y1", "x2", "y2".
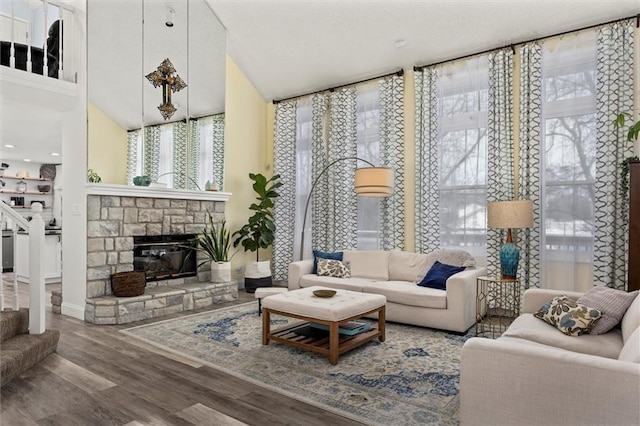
[{"x1": 487, "y1": 200, "x2": 533, "y2": 279}]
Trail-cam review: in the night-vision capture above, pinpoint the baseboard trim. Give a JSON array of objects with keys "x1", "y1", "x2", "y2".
[{"x1": 61, "y1": 302, "x2": 84, "y2": 320}]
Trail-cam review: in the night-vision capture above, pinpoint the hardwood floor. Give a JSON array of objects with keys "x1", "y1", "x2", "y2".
[{"x1": 1, "y1": 279, "x2": 363, "y2": 425}]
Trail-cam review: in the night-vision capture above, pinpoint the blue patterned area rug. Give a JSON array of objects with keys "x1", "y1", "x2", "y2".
[{"x1": 121, "y1": 302, "x2": 470, "y2": 425}]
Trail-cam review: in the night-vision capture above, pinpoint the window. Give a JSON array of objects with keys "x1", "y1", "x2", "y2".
[
  {"x1": 294, "y1": 84, "x2": 384, "y2": 258},
  {"x1": 437, "y1": 58, "x2": 489, "y2": 257},
  {"x1": 541, "y1": 32, "x2": 596, "y2": 285},
  {"x1": 128, "y1": 115, "x2": 223, "y2": 189},
  {"x1": 356, "y1": 83, "x2": 381, "y2": 250}
]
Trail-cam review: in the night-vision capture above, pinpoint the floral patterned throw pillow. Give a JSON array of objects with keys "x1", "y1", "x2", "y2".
[
  {"x1": 317, "y1": 259, "x2": 351, "y2": 278},
  {"x1": 534, "y1": 296, "x2": 602, "y2": 336}
]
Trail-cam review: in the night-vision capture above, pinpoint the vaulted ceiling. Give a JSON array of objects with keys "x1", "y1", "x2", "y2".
[
  {"x1": 3, "y1": 0, "x2": 639, "y2": 164},
  {"x1": 208, "y1": 0, "x2": 639, "y2": 101}
]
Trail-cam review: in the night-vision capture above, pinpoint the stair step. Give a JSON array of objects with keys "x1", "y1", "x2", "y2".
[
  {"x1": 0, "y1": 308, "x2": 29, "y2": 343},
  {"x1": 1, "y1": 329, "x2": 60, "y2": 387}
]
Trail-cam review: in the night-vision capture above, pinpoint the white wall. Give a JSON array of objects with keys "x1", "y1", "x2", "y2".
[{"x1": 60, "y1": 0, "x2": 87, "y2": 320}]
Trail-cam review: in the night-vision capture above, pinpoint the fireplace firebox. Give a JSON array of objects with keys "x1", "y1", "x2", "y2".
[{"x1": 133, "y1": 234, "x2": 197, "y2": 281}]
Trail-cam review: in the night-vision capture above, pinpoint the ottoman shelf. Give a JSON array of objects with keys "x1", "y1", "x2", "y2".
[{"x1": 261, "y1": 286, "x2": 386, "y2": 365}]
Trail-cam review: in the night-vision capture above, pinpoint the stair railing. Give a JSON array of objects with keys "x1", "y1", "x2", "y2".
[{"x1": 0, "y1": 202, "x2": 46, "y2": 334}]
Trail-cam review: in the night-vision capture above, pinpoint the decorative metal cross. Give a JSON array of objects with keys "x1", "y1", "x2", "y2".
[{"x1": 145, "y1": 58, "x2": 187, "y2": 120}]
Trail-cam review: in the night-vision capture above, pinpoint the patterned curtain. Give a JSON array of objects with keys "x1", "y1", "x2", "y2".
[
  {"x1": 311, "y1": 89, "x2": 359, "y2": 251},
  {"x1": 486, "y1": 49, "x2": 515, "y2": 277},
  {"x1": 594, "y1": 19, "x2": 635, "y2": 290},
  {"x1": 518, "y1": 42, "x2": 543, "y2": 290},
  {"x1": 143, "y1": 125, "x2": 161, "y2": 182},
  {"x1": 379, "y1": 74, "x2": 405, "y2": 250},
  {"x1": 311, "y1": 94, "x2": 329, "y2": 250},
  {"x1": 211, "y1": 113, "x2": 225, "y2": 190},
  {"x1": 126, "y1": 129, "x2": 140, "y2": 185},
  {"x1": 172, "y1": 121, "x2": 189, "y2": 189},
  {"x1": 187, "y1": 119, "x2": 200, "y2": 190},
  {"x1": 272, "y1": 101, "x2": 298, "y2": 281},
  {"x1": 414, "y1": 67, "x2": 440, "y2": 253}
]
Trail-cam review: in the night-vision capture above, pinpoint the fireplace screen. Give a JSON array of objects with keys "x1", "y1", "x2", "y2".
[{"x1": 133, "y1": 234, "x2": 197, "y2": 281}]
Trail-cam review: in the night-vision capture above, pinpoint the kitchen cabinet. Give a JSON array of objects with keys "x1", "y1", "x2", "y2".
[{"x1": 16, "y1": 232, "x2": 62, "y2": 284}]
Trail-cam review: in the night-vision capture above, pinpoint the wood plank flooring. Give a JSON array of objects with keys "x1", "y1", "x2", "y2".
[{"x1": 1, "y1": 279, "x2": 364, "y2": 425}]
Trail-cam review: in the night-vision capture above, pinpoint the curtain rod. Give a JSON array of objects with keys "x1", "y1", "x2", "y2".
[
  {"x1": 414, "y1": 13, "x2": 639, "y2": 72},
  {"x1": 273, "y1": 69, "x2": 404, "y2": 104}
]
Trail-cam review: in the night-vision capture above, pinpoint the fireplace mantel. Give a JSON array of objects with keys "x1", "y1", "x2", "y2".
[{"x1": 86, "y1": 183, "x2": 231, "y2": 202}]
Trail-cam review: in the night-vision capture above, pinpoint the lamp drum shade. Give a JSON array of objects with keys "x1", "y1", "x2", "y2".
[
  {"x1": 488, "y1": 200, "x2": 533, "y2": 229},
  {"x1": 354, "y1": 167, "x2": 393, "y2": 197}
]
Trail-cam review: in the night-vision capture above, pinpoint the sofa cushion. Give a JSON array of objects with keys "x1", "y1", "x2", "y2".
[
  {"x1": 299, "y1": 275, "x2": 373, "y2": 292},
  {"x1": 618, "y1": 326, "x2": 640, "y2": 364},
  {"x1": 502, "y1": 313, "x2": 624, "y2": 359},
  {"x1": 362, "y1": 281, "x2": 447, "y2": 309},
  {"x1": 621, "y1": 293, "x2": 640, "y2": 343},
  {"x1": 312, "y1": 250, "x2": 343, "y2": 274},
  {"x1": 388, "y1": 250, "x2": 430, "y2": 282},
  {"x1": 577, "y1": 287, "x2": 639, "y2": 335},
  {"x1": 534, "y1": 295, "x2": 601, "y2": 336},
  {"x1": 317, "y1": 259, "x2": 350, "y2": 278},
  {"x1": 417, "y1": 261, "x2": 465, "y2": 290},
  {"x1": 343, "y1": 250, "x2": 389, "y2": 281},
  {"x1": 415, "y1": 249, "x2": 476, "y2": 282}
]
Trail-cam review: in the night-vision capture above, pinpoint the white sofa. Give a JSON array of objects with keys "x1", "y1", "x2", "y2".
[
  {"x1": 460, "y1": 288, "x2": 640, "y2": 426},
  {"x1": 288, "y1": 250, "x2": 487, "y2": 333}
]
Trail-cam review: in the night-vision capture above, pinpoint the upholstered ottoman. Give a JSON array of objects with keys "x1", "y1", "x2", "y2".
[
  {"x1": 261, "y1": 286, "x2": 386, "y2": 364},
  {"x1": 254, "y1": 287, "x2": 288, "y2": 316}
]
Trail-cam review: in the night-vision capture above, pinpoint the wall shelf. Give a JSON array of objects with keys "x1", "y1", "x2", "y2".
[
  {"x1": 0, "y1": 176, "x2": 52, "y2": 182},
  {"x1": 0, "y1": 190, "x2": 50, "y2": 195}
]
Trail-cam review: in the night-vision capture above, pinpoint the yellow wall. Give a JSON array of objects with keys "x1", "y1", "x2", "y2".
[
  {"x1": 87, "y1": 103, "x2": 128, "y2": 184},
  {"x1": 224, "y1": 56, "x2": 271, "y2": 281}
]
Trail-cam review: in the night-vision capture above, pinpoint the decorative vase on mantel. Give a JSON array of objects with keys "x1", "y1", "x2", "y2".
[{"x1": 210, "y1": 260, "x2": 231, "y2": 283}]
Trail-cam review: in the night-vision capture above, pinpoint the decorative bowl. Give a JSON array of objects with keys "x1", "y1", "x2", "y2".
[
  {"x1": 37, "y1": 185, "x2": 51, "y2": 192},
  {"x1": 313, "y1": 289, "x2": 336, "y2": 298}
]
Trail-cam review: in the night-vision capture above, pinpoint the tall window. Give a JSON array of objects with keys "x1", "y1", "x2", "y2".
[
  {"x1": 128, "y1": 115, "x2": 224, "y2": 189},
  {"x1": 294, "y1": 98, "x2": 313, "y2": 258},
  {"x1": 294, "y1": 84, "x2": 384, "y2": 257},
  {"x1": 356, "y1": 83, "x2": 381, "y2": 250},
  {"x1": 437, "y1": 58, "x2": 489, "y2": 256},
  {"x1": 541, "y1": 32, "x2": 596, "y2": 287}
]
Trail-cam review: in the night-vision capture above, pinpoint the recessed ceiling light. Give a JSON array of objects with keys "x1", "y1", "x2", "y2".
[
  {"x1": 50, "y1": 152, "x2": 60, "y2": 156},
  {"x1": 23, "y1": 158, "x2": 31, "y2": 162},
  {"x1": 4, "y1": 144, "x2": 15, "y2": 148}
]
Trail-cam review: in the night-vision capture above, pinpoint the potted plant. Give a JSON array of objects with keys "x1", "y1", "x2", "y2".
[
  {"x1": 233, "y1": 172, "x2": 282, "y2": 292},
  {"x1": 614, "y1": 112, "x2": 640, "y2": 200},
  {"x1": 193, "y1": 214, "x2": 236, "y2": 283}
]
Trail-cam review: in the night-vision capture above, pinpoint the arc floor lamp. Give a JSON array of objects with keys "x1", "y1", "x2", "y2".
[{"x1": 299, "y1": 157, "x2": 393, "y2": 260}]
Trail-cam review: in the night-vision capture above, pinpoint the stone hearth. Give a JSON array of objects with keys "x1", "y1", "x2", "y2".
[{"x1": 84, "y1": 187, "x2": 236, "y2": 324}]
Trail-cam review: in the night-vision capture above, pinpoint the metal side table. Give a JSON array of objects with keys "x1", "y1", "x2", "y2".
[{"x1": 475, "y1": 276, "x2": 521, "y2": 338}]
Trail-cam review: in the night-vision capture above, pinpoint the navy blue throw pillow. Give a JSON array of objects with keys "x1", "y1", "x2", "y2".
[
  {"x1": 312, "y1": 250, "x2": 343, "y2": 274},
  {"x1": 417, "y1": 261, "x2": 465, "y2": 290}
]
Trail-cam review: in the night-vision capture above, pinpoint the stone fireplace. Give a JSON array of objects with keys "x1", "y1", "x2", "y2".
[
  {"x1": 133, "y1": 234, "x2": 197, "y2": 281},
  {"x1": 83, "y1": 184, "x2": 236, "y2": 324}
]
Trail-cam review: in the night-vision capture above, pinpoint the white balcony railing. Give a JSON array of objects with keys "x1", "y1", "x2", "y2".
[
  {"x1": 1, "y1": 0, "x2": 75, "y2": 83},
  {"x1": 0, "y1": 202, "x2": 46, "y2": 334}
]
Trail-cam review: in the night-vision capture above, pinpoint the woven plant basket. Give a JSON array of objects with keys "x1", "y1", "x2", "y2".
[{"x1": 111, "y1": 271, "x2": 146, "y2": 297}]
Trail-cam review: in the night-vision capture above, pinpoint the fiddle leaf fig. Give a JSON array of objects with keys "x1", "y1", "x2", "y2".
[{"x1": 232, "y1": 173, "x2": 282, "y2": 261}]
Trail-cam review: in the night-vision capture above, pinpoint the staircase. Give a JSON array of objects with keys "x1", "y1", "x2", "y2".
[{"x1": 0, "y1": 308, "x2": 59, "y2": 387}]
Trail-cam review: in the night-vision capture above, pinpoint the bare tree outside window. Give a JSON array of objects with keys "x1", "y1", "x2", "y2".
[
  {"x1": 542, "y1": 38, "x2": 596, "y2": 260},
  {"x1": 437, "y1": 63, "x2": 489, "y2": 256}
]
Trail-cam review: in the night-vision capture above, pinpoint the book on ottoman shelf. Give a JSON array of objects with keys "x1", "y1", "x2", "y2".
[{"x1": 310, "y1": 320, "x2": 371, "y2": 336}]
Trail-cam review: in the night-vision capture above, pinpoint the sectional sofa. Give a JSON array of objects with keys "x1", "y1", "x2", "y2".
[{"x1": 288, "y1": 249, "x2": 487, "y2": 333}]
